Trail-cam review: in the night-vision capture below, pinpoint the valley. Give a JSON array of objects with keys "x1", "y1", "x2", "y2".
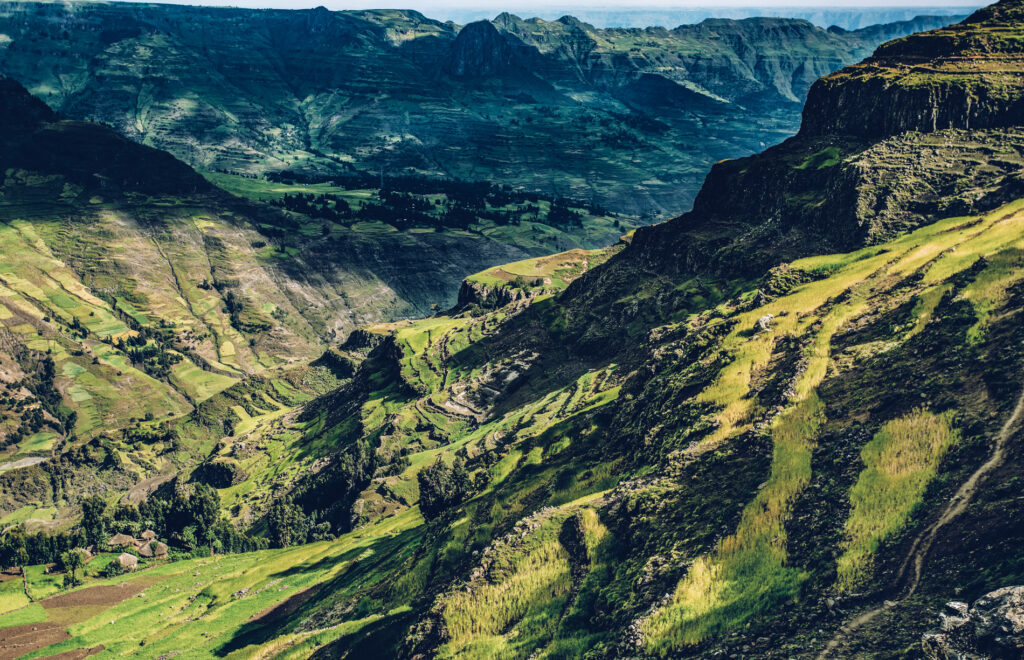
[{"x1": 1, "y1": 0, "x2": 1024, "y2": 658}]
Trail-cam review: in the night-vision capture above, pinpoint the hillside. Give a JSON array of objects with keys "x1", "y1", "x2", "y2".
[
  {"x1": 0, "y1": 2, "x2": 961, "y2": 215},
  {"x1": 0, "y1": 73, "x2": 636, "y2": 511},
  {"x1": 3, "y1": 1, "x2": 1024, "y2": 659}
]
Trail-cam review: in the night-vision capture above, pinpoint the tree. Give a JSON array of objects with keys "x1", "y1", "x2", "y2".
[
  {"x1": 189, "y1": 484, "x2": 220, "y2": 554},
  {"x1": 80, "y1": 495, "x2": 107, "y2": 547},
  {"x1": 61, "y1": 549, "x2": 84, "y2": 587},
  {"x1": 0, "y1": 533, "x2": 27, "y2": 571},
  {"x1": 267, "y1": 499, "x2": 310, "y2": 548},
  {"x1": 13, "y1": 546, "x2": 28, "y2": 575},
  {"x1": 417, "y1": 457, "x2": 471, "y2": 520}
]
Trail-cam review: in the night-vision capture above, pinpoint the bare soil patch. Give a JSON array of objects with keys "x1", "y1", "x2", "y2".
[
  {"x1": 0, "y1": 621, "x2": 68, "y2": 660},
  {"x1": 41, "y1": 580, "x2": 150, "y2": 609}
]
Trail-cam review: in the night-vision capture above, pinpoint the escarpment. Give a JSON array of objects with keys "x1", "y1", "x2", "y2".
[
  {"x1": 607, "y1": 0, "x2": 1024, "y2": 286},
  {"x1": 800, "y1": 0, "x2": 1024, "y2": 139}
]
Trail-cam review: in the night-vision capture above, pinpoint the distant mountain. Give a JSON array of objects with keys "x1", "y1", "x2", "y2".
[
  {"x1": 438, "y1": 6, "x2": 980, "y2": 30},
  {"x1": 0, "y1": 2, "x2": 963, "y2": 215}
]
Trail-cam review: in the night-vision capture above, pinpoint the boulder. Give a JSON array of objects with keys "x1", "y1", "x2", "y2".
[
  {"x1": 923, "y1": 586, "x2": 1024, "y2": 659},
  {"x1": 756, "y1": 314, "x2": 775, "y2": 333}
]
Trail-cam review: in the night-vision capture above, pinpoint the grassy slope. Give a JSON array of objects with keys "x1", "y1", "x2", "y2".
[{"x1": 10, "y1": 195, "x2": 1024, "y2": 657}]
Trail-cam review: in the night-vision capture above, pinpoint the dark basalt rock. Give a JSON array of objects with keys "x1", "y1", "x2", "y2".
[{"x1": 446, "y1": 20, "x2": 518, "y2": 78}]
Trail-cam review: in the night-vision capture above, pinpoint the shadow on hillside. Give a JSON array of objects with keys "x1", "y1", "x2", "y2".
[{"x1": 214, "y1": 526, "x2": 423, "y2": 656}]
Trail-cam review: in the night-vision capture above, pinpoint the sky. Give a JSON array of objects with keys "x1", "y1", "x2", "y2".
[{"x1": 108, "y1": 0, "x2": 983, "y2": 8}]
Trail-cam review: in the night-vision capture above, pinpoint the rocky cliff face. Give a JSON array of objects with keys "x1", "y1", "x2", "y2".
[
  {"x1": 591, "y1": 0, "x2": 1024, "y2": 295},
  {"x1": 446, "y1": 20, "x2": 518, "y2": 79},
  {"x1": 801, "y1": 0, "x2": 1024, "y2": 139}
]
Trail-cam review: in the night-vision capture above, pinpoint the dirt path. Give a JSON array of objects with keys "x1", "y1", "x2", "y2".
[{"x1": 817, "y1": 381, "x2": 1024, "y2": 658}]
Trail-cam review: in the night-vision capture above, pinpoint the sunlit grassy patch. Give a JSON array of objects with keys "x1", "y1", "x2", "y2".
[{"x1": 836, "y1": 410, "x2": 959, "y2": 589}]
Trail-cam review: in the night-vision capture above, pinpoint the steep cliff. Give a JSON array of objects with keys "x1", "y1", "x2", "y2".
[
  {"x1": 589, "y1": 0, "x2": 1024, "y2": 299},
  {"x1": 801, "y1": 0, "x2": 1024, "y2": 138}
]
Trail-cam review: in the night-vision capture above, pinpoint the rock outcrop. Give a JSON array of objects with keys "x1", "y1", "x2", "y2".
[
  {"x1": 923, "y1": 587, "x2": 1024, "y2": 659},
  {"x1": 445, "y1": 20, "x2": 518, "y2": 78},
  {"x1": 454, "y1": 279, "x2": 533, "y2": 311}
]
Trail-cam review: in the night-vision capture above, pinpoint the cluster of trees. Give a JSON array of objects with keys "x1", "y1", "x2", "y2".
[
  {"x1": 0, "y1": 403, "x2": 47, "y2": 448},
  {"x1": 0, "y1": 526, "x2": 89, "y2": 572},
  {"x1": 123, "y1": 421, "x2": 177, "y2": 448},
  {"x1": 264, "y1": 171, "x2": 606, "y2": 232},
  {"x1": 221, "y1": 289, "x2": 271, "y2": 334},
  {"x1": 1, "y1": 352, "x2": 76, "y2": 447},
  {"x1": 417, "y1": 457, "x2": 473, "y2": 520},
  {"x1": 0, "y1": 531, "x2": 86, "y2": 586},
  {"x1": 265, "y1": 498, "x2": 334, "y2": 548},
  {"x1": 271, "y1": 192, "x2": 351, "y2": 222},
  {"x1": 108, "y1": 319, "x2": 183, "y2": 380},
  {"x1": 123, "y1": 341, "x2": 183, "y2": 379}
]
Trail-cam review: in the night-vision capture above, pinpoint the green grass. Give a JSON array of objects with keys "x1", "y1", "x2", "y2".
[
  {"x1": 0, "y1": 601, "x2": 46, "y2": 627},
  {"x1": 643, "y1": 200, "x2": 1024, "y2": 652},
  {"x1": 24, "y1": 564, "x2": 63, "y2": 601},
  {"x1": 21, "y1": 508, "x2": 424, "y2": 659},
  {"x1": 16, "y1": 432, "x2": 57, "y2": 456},
  {"x1": 795, "y1": 146, "x2": 842, "y2": 170},
  {"x1": 0, "y1": 576, "x2": 30, "y2": 615},
  {"x1": 836, "y1": 410, "x2": 959, "y2": 589}
]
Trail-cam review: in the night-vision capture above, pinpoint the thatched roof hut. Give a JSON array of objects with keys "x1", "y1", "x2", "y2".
[
  {"x1": 108, "y1": 533, "x2": 135, "y2": 547},
  {"x1": 153, "y1": 542, "x2": 169, "y2": 558},
  {"x1": 117, "y1": 553, "x2": 138, "y2": 570},
  {"x1": 140, "y1": 530, "x2": 157, "y2": 541}
]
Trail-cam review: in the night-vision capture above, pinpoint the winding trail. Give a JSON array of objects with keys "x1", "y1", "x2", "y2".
[{"x1": 817, "y1": 380, "x2": 1024, "y2": 658}]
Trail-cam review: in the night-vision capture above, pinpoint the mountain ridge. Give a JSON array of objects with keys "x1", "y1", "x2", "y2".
[{"x1": 0, "y1": 1, "x2": 964, "y2": 214}]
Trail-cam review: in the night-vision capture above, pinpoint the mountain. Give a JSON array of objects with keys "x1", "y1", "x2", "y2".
[
  {"x1": 4, "y1": 1, "x2": 1024, "y2": 659},
  {"x1": 437, "y1": 7, "x2": 979, "y2": 31},
  {"x1": 0, "y1": 2, "x2": 962, "y2": 215},
  {"x1": 0, "y1": 71, "x2": 637, "y2": 484}
]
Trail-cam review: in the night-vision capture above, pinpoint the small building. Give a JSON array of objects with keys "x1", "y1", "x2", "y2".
[
  {"x1": 107, "y1": 533, "x2": 135, "y2": 548},
  {"x1": 140, "y1": 530, "x2": 157, "y2": 541},
  {"x1": 136, "y1": 540, "x2": 170, "y2": 559},
  {"x1": 117, "y1": 553, "x2": 138, "y2": 571}
]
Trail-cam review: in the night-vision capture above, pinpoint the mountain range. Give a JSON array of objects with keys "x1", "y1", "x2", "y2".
[
  {"x1": 1, "y1": 1, "x2": 1024, "y2": 659},
  {"x1": 0, "y1": 2, "x2": 962, "y2": 214}
]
